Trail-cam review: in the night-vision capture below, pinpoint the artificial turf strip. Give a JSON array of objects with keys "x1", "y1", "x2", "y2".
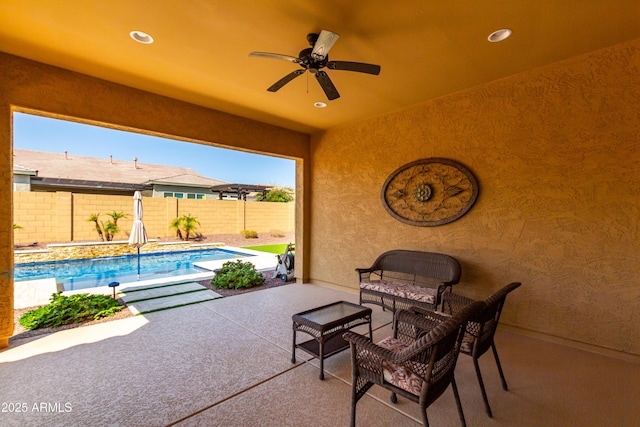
[
  {"x1": 240, "y1": 243, "x2": 289, "y2": 254},
  {"x1": 135, "y1": 296, "x2": 223, "y2": 315},
  {"x1": 122, "y1": 288, "x2": 209, "y2": 304}
]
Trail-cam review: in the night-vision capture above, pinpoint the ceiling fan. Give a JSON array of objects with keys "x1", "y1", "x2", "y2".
[{"x1": 249, "y1": 30, "x2": 381, "y2": 101}]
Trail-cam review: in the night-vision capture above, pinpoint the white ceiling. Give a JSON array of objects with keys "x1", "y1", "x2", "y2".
[{"x1": 1, "y1": 0, "x2": 639, "y2": 133}]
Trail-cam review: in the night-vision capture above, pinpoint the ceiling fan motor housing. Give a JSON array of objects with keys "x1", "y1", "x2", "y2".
[{"x1": 298, "y1": 47, "x2": 328, "y2": 71}]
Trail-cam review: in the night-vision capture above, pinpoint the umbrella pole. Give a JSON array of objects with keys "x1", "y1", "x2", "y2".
[{"x1": 137, "y1": 247, "x2": 141, "y2": 280}]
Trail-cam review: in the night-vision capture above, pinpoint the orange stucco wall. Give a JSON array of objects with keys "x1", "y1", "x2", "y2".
[
  {"x1": 309, "y1": 39, "x2": 640, "y2": 357},
  {"x1": 0, "y1": 52, "x2": 309, "y2": 347}
]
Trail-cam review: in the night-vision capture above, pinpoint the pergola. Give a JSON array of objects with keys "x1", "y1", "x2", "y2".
[{"x1": 210, "y1": 183, "x2": 270, "y2": 200}]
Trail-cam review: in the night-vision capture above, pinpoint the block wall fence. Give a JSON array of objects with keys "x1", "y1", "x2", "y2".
[{"x1": 13, "y1": 192, "x2": 295, "y2": 244}]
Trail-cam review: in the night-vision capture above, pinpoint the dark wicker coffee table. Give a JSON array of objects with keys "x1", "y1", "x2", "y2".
[{"x1": 292, "y1": 301, "x2": 372, "y2": 380}]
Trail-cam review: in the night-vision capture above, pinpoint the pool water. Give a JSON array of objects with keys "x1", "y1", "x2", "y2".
[{"x1": 14, "y1": 248, "x2": 252, "y2": 291}]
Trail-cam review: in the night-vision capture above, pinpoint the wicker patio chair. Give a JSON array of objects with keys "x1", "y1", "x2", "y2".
[
  {"x1": 438, "y1": 282, "x2": 522, "y2": 417},
  {"x1": 343, "y1": 301, "x2": 484, "y2": 427}
]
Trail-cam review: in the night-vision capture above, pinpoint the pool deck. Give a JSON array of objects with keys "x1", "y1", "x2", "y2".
[
  {"x1": 13, "y1": 278, "x2": 58, "y2": 309},
  {"x1": 13, "y1": 246, "x2": 279, "y2": 307}
]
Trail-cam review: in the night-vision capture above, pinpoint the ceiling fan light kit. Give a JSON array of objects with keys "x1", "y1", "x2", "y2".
[{"x1": 249, "y1": 29, "x2": 381, "y2": 101}]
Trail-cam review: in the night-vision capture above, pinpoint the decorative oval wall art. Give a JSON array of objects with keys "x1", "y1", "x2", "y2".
[{"x1": 381, "y1": 158, "x2": 479, "y2": 226}]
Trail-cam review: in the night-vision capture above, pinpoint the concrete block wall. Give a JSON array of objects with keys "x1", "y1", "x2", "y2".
[
  {"x1": 72, "y1": 194, "x2": 133, "y2": 242},
  {"x1": 13, "y1": 192, "x2": 295, "y2": 244},
  {"x1": 13, "y1": 192, "x2": 58, "y2": 243},
  {"x1": 245, "y1": 201, "x2": 295, "y2": 234},
  {"x1": 151, "y1": 197, "x2": 178, "y2": 240},
  {"x1": 176, "y1": 199, "x2": 237, "y2": 235}
]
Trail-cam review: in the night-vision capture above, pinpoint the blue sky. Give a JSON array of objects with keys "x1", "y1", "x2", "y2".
[{"x1": 13, "y1": 113, "x2": 296, "y2": 188}]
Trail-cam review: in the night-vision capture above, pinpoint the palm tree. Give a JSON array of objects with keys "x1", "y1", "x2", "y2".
[
  {"x1": 104, "y1": 211, "x2": 126, "y2": 241},
  {"x1": 170, "y1": 217, "x2": 184, "y2": 241},
  {"x1": 87, "y1": 213, "x2": 105, "y2": 241},
  {"x1": 103, "y1": 221, "x2": 118, "y2": 241},
  {"x1": 180, "y1": 214, "x2": 200, "y2": 241},
  {"x1": 106, "y1": 211, "x2": 126, "y2": 226}
]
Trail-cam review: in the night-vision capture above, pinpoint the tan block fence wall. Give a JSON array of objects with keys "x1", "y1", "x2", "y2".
[{"x1": 13, "y1": 192, "x2": 295, "y2": 245}]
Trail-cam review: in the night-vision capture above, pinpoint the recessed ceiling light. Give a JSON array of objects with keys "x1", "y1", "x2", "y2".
[
  {"x1": 314, "y1": 102, "x2": 327, "y2": 108},
  {"x1": 130, "y1": 31, "x2": 154, "y2": 44},
  {"x1": 488, "y1": 29, "x2": 512, "y2": 43}
]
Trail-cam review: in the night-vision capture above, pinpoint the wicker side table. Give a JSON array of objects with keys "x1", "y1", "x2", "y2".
[{"x1": 292, "y1": 301, "x2": 372, "y2": 380}]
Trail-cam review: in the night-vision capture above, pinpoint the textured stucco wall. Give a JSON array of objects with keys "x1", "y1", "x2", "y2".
[
  {"x1": 0, "y1": 52, "x2": 309, "y2": 347},
  {"x1": 309, "y1": 40, "x2": 640, "y2": 356}
]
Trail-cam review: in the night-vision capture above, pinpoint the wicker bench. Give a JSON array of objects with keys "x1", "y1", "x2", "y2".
[{"x1": 356, "y1": 250, "x2": 461, "y2": 314}]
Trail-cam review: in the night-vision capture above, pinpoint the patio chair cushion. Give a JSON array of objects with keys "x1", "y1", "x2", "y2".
[
  {"x1": 377, "y1": 336, "x2": 424, "y2": 396},
  {"x1": 360, "y1": 280, "x2": 438, "y2": 305},
  {"x1": 460, "y1": 332, "x2": 476, "y2": 353}
]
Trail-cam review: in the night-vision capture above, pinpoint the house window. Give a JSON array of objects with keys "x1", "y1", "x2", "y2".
[
  {"x1": 187, "y1": 193, "x2": 205, "y2": 199},
  {"x1": 164, "y1": 192, "x2": 204, "y2": 199},
  {"x1": 163, "y1": 192, "x2": 184, "y2": 198}
]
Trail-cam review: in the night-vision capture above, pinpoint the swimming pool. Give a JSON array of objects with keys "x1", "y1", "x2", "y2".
[{"x1": 14, "y1": 248, "x2": 252, "y2": 291}]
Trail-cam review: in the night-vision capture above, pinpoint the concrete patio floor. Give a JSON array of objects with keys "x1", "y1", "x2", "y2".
[{"x1": 1, "y1": 283, "x2": 639, "y2": 426}]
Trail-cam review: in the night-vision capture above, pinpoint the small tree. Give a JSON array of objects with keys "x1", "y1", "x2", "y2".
[
  {"x1": 169, "y1": 214, "x2": 200, "y2": 241},
  {"x1": 181, "y1": 214, "x2": 200, "y2": 241},
  {"x1": 107, "y1": 211, "x2": 126, "y2": 226},
  {"x1": 88, "y1": 213, "x2": 105, "y2": 242},
  {"x1": 87, "y1": 212, "x2": 126, "y2": 241},
  {"x1": 169, "y1": 217, "x2": 184, "y2": 240},
  {"x1": 102, "y1": 221, "x2": 118, "y2": 241}
]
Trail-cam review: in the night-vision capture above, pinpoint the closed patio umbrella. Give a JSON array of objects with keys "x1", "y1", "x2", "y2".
[{"x1": 128, "y1": 191, "x2": 148, "y2": 280}]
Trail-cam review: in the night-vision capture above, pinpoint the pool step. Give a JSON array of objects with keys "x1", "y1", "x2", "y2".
[
  {"x1": 120, "y1": 282, "x2": 223, "y2": 315},
  {"x1": 119, "y1": 282, "x2": 210, "y2": 303}
]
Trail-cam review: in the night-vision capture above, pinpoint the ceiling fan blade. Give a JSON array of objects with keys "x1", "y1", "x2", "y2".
[
  {"x1": 249, "y1": 52, "x2": 301, "y2": 63},
  {"x1": 315, "y1": 71, "x2": 340, "y2": 100},
  {"x1": 267, "y1": 70, "x2": 305, "y2": 92},
  {"x1": 311, "y1": 30, "x2": 340, "y2": 61},
  {"x1": 327, "y1": 61, "x2": 381, "y2": 75}
]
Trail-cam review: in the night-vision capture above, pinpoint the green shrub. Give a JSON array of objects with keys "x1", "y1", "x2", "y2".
[
  {"x1": 257, "y1": 188, "x2": 294, "y2": 202},
  {"x1": 240, "y1": 229, "x2": 258, "y2": 239},
  {"x1": 18, "y1": 292, "x2": 124, "y2": 330},
  {"x1": 211, "y1": 260, "x2": 265, "y2": 290}
]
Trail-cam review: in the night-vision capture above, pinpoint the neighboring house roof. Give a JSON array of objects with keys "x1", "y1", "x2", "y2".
[
  {"x1": 12, "y1": 164, "x2": 37, "y2": 175},
  {"x1": 13, "y1": 149, "x2": 228, "y2": 188},
  {"x1": 148, "y1": 173, "x2": 223, "y2": 188}
]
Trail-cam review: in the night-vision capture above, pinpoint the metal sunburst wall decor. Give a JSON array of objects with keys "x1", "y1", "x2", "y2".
[{"x1": 381, "y1": 158, "x2": 479, "y2": 226}]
